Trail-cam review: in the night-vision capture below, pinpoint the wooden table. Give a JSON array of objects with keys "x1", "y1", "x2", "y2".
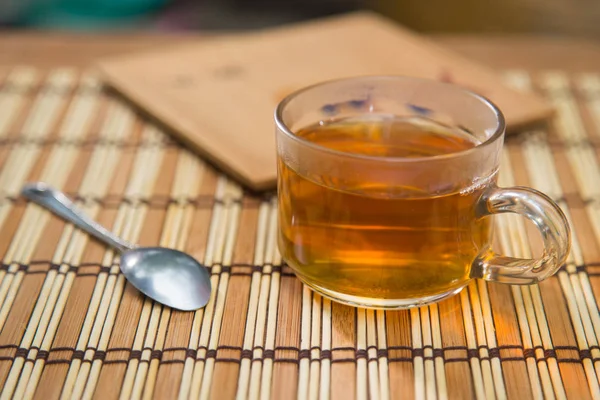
[
  {"x1": 0, "y1": 32, "x2": 599, "y2": 71},
  {"x1": 0, "y1": 32, "x2": 600, "y2": 400}
]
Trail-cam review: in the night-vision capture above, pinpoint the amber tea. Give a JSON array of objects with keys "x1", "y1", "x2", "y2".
[{"x1": 278, "y1": 115, "x2": 495, "y2": 305}]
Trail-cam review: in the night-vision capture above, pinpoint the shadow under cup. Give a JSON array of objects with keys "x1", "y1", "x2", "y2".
[{"x1": 275, "y1": 76, "x2": 570, "y2": 309}]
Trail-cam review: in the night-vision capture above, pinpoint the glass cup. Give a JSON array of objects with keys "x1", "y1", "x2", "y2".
[{"x1": 275, "y1": 76, "x2": 571, "y2": 309}]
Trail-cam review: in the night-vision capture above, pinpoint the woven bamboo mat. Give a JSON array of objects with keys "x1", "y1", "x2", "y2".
[{"x1": 0, "y1": 67, "x2": 599, "y2": 400}]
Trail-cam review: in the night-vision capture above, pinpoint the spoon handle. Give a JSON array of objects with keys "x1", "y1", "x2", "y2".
[{"x1": 21, "y1": 182, "x2": 134, "y2": 253}]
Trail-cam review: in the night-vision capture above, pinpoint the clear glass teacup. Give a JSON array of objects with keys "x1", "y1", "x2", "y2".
[{"x1": 275, "y1": 76, "x2": 571, "y2": 309}]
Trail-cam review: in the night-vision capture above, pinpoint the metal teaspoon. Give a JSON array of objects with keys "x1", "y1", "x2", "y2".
[{"x1": 21, "y1": 182, "x2": 211, "y2": 311}]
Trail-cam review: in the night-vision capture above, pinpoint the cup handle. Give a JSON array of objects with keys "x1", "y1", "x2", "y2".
[{"x1": 472, "y1": 186, "x2": 571, "y2": 284}]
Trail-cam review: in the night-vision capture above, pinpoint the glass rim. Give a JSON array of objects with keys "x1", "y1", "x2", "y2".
[{"x1": 274, "y1": 75, "x2": 506, "y2": 163}]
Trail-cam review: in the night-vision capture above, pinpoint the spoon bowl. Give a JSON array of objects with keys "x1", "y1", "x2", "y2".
[
  {"x1": 121, "y1": 247, "x2": 210, "y2": 311},
  {"x1": 21, "y1": 182, "x2": 211, "y2": 311}
]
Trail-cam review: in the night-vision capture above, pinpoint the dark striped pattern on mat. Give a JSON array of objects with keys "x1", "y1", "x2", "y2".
[{"x1": 0, "y1": 68, "x2": 599, "y2": 399}]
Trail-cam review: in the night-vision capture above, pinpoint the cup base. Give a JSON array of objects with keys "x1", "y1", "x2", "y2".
[{"x1": 297, "y1": 276, "x2": 468, "y2": 309}]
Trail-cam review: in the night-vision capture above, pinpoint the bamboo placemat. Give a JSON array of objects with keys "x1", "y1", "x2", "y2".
[{"x1": 0, "y1": 67, "x2": 599, "y2": 400}]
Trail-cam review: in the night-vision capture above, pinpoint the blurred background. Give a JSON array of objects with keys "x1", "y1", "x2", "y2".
[{"x1": 1, "y1": 0, "x2": 599, "y2": 38}]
